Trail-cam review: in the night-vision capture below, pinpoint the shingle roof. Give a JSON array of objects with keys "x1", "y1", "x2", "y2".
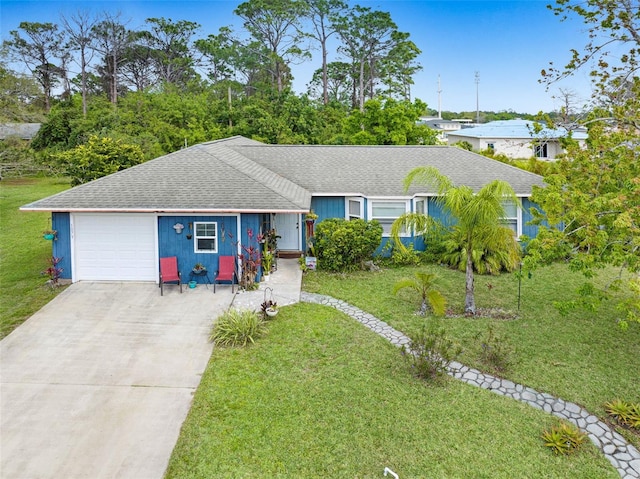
[
  {"x1": 22, "y1": 136, "x2": 544, "y2": 212},
  {"x1": 447, "y1": 119, "x2": 588, "y2": 140},
  {"x1": 0, "y1": 123, "x2": 41, "y2": 140},
  {"x1": 229, "y1": 144, "x2": 544, "y2": 196}
]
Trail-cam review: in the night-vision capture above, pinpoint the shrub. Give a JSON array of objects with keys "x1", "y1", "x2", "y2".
[
  {"x1": 439, "y1": 226, "x2": 521, "y2": 274},
  {"x1": 314, "y1": 218, "x2": 383, "y2": 272},
  {"x1": 393, "y1": 271, "x2": 446, "y2": 316},
  {"x1": 541, "y1": 422, "x2": 587, "y2": 455},
  {"x1": 474, "y1": 325, "x2": 515, "y2": 374},
  {"x1": 209, "y1": 308, "x2": 266, "y2": 347},
  {"x1": 605, "y1": 399, "x2": 640, "y2": 429},
  {"x1": 401, "y1": 323, "x2": 461, "y2": 381},
  {"x1": 390, "y1": 243, "x2": 422, "y2": 266}
]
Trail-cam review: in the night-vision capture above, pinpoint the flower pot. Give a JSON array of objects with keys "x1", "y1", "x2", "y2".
[
  {"x1": 265, "y1": 308, "x2": 278, "y2": 317},
  {"x1": 43, "y1": 233, "x2": 55, "y2": 241},
  {"x1": 188, "y1": 281, "x2": 197, "y2": 289}
]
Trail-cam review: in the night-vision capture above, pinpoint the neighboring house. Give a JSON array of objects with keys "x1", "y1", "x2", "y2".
[
  {"x1": 446, "y1": 119, "x2": 587, "y2": 160},
  {"x1": 21, "y1": 136, "x2": 545, "y2": 283},
  {"x1": 418, "y1": 117, "x2": 475, "y2": 142},
  {"x1": 0, "y1": 123, "x2": 41, "y2": 141}
]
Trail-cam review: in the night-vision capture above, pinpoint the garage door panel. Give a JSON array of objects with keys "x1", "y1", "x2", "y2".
[{"x1": 74, "y1": 214, "x2": 157, "y2": 281}]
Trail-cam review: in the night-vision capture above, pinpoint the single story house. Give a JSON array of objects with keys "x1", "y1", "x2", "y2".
[
  {"x1": 446, "y1": 119, "x2": 588, "y2": 160},
  {"x1": 21, "y1": 136, "x2": 545, "y2": 284}
]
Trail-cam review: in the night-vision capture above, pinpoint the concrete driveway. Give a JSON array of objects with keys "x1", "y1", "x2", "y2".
[{"x1": 0, "y1": 281, "x2": 232, "y2": 479}]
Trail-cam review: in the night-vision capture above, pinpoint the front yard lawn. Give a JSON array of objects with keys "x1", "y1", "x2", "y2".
[
  {"x1": 0, "y1": 177, "x2": 71, "y2": 338},
  {"x1": 166, "y1": 301, "x2": 619, "y2": 478},
  {"x1": 304, "y1": 263, "x2": 640, "y2": 445}
]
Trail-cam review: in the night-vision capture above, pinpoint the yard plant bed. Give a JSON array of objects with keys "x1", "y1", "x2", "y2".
[
  {"x1": 167, "y1": 303, "x2": 617, "y2": 478},
  {"x1": 0, "y1": 177, "x2": 71, "y2": 338}
]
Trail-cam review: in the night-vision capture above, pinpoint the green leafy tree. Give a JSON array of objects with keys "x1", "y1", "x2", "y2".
[
  {"x1": 339, "y1": 98, "x2": 437, "y2": 145},
  {"x1": 2, "y1": 22, "x2": 67, "y2": 112},
  {"x1": 301, "y1": 0, "x2": 347, "y2": 104},
  {"x1": 533, "y1": 0, "x2": 640, "y2": 328},
  {"x1": 393, "y1": 271, "x2": 446, "y2": 316},
  {"x1": 392, "y1": 166, "x2": 520, "y2": 314},
  {"x1": 235, "y1": 0, "x2": 308, "y2": 93},
  {"x1": 55, "y1": 135, "x2": 145, "y2": 185},
  {"x1": 0, "y1": 66, "x2": 45, "y2": 121}
]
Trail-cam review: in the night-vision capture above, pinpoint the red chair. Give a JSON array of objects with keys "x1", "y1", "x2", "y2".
[
  {"x1": 214, "y1": 256, "x2": 237, "y2": 293},
  {"x1": 159, "y1": 256, "x2": 182, "y2": 296}
]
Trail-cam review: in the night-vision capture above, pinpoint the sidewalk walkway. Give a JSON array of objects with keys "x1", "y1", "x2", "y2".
[{"x1": 301, "y1": 292, "x2": 640, "y2": 479}]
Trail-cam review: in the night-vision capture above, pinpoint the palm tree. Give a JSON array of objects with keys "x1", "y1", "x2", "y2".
[
  {"x1": 392, "y1": 166, "x2": 520, "y2": 314},
  {"x1": 393, "y1": 271, "x2": 446, "y2": 316}
]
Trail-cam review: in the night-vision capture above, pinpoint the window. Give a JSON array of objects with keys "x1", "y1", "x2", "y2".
[
  {"x1": 346, "y1": 197, "x2": 363, "y2": 220},
  {"x1": 487, "y1": 142, "x2": 495, "y2": 151},
  {"x1": 370, "y1": 200, "x2": 409, "y2": 236},
  {"x1": 500, "y1": 201, "x2": 520, "y2": 237},
  {"x1": 534, "y1": 142, "x2": 548, "y2": 158},
  {"x1": 194, "y1": 222, "x2": 218, "y2": 253},
  {"x1": 414, "y1": 197, "x2": 426, "y2": 215}
]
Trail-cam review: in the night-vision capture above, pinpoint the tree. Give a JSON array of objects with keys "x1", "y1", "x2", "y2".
[
  {"x1": 339, "y1": 98, "x2": 437, "y2": 145},
  {"x1": 91, "y1": 13, "x2": 130, "y2": 104},
  {"x1": 3, "y1": 22, "x2": 67, "y2": 112},
  {"x1": 61, "y1": 11, "x2": 98, "y2": 117},
  {"x1": 307, "y1": 61, "x2": 352, "y2": 105},
  {"x1": 393, "y1": 167, "x2": 520, "y2": 314},
  {"x1": 393, "y1": 271, "x2": 446, "y2": 316},
  {"x1": 333, "y1": 6, "x2": 412, "y2": 110},
  {"x1": 235, "y1": 0, "x2": 308, "y2": 93},
  {"x1": 142, "y1": 17, "x2": 200, "y2": 88},
  {"x1": 527, "y1": 117, "x2": 640, "y2": 328},
  {"x1": 55, "y1": 135, "x2": 145, "y2": 185},
  {"x1": 535, "y1": 0, "x2": 640, "y2": 327},
  {"x1": 301, "y1": 0, "x2": 347, "y2": 104},
  {"x1": 0, "y1": 66, "x2": 45, "y2": 121}
]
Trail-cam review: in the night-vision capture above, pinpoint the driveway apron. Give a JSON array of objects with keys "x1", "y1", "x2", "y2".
[{"x1": 0, "y1": 281, "x2": 231, "y2": 479}]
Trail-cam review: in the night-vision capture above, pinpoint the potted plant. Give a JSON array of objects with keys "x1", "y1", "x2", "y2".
[
  {"x1": 261, "y1": 299, "x2": 278, "y2": 317},
  {"x1": 42, "y1": 229, "x2": 57, "y2": 240},
  {"x1": 192, "y1": 262, "x2": 207, "y2": 273},
  {"x1": 262, "y1": 250, "x2": 274, "y2": 280}
]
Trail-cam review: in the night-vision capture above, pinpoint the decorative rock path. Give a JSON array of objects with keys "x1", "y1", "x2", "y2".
[{"x1": 301, "y1": 292, "x2": 640, "y2": 479}]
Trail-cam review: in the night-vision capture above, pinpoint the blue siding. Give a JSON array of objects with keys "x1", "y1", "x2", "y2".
[
  {"x1": 305, "y1": 197, "x2": 345, "y2": 249},
  {"x1": 310, "y1": 197, "x2": 345, "y2": 222},
  {"x1": 51, "y1": 213, "x2": 72, "y2": 279},
  {"x1": 521, "y1": 197, "x2": 540, "y2": 238},
  {"x1": 241, "y1": 214, "x2": 262, "y2": 281},
  {"x1": 158, "y1": 215, "x2": 238, "y2": 283}
]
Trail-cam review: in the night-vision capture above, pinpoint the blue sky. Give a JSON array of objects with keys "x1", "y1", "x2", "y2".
[{"x1": 1, "y1": 0, "x2": 594, "y2": 113}]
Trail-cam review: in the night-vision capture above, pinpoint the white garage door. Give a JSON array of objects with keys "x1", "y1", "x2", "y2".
[{"x1": 73, "y1": 214, "x2": 157, "y2": 281}]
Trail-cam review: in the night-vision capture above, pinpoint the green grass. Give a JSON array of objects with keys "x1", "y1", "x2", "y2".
[
  {"x1": 0, "y1": 177, "x2": 71, "y2": 338},
  {"x1": 303, "y1": 263, "x2": 640, "y2": 442},
  {"x1": 167, "y1": 303, "x2": 616, "y2": 478}
]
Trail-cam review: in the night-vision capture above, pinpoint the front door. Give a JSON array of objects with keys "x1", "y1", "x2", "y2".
[{"x1": 274, "y1": 214, "x2": 300, "y2": 251}]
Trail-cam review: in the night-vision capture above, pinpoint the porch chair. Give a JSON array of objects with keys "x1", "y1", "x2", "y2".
[
  {"x1": 214, "y1": 256, "x2": 237, "y2": 293},
  {"x1": 159, "y1": 256, "x2": 182, "y2": 296}
]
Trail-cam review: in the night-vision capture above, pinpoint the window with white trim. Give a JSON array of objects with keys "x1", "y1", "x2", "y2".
[
  {"x1": 500, "y1": 201, "x2": 521, "y2": 237},
  {"x1": 414, "y1": 197, "x2": 427, "y2": 215},
  {"x1": 346, "y1": 197, "x2": 363, "y2": 220},
  {"x1": 370, "y1": 200, "x2": 409, "y2": 236},
  {"x1": 534, "y1": 142, "x2": 548, "y2": 158},
  {"x1": 194, "y1": 222, "x2": 218, "y2": 253}
]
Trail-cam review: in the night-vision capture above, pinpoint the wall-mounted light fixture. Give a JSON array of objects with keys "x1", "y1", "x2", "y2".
[{"x1": 173, "y1": 222, "x2": 185, "y2": 234}]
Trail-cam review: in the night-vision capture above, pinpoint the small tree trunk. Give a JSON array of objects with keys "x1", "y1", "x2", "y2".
[{"x1": 464, "y1": 248, "x2": 476, "y2": 314}]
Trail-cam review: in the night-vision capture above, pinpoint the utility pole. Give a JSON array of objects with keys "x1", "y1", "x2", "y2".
[
  {"x1": 475, "y1": 71, "x2": 480, "y2": 123},
  {"x1": 437, "y1": 75, "x2": 442, "y2": 119}
]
